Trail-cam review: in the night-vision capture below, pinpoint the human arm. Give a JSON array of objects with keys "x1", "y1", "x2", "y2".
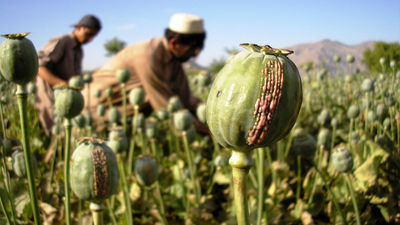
[{"x1": 37, "y1": 66, "x2": 68, "y2": 86}]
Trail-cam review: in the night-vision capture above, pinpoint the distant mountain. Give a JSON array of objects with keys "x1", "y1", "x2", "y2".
[{"x1": 286, "y1": 39, "x2": 376, "y2": 75}]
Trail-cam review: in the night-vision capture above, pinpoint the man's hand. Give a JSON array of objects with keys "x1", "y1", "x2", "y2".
[{"x1": 37, "y1": 66, "x2": 68, "y2": 86}]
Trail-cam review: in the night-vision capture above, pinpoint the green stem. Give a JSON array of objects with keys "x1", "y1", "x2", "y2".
[
  {"x1": 90, "y1": 202, "x2": 104, "y2": 225},
  {"x1": 105, "y1": 199, "x2": 118, "y2": 225},
  {"x1": 265, "y1": 147, "x2": 276, "y2": 200},
  {"x1": 296, "y1": 156, "x2": 302, "y2": 203},
  {"x1": 182, "y1": 131, "x2": 201, "y2": 205},
  {"x1": 312, "y1": 162, "x2": 347, "y2": 225},
  {"x1": 78, "y1": 199, "x2": 82, "y2": 225},
  {"x1": 229, "y1": 150, "x2": 253, "y2": 225},
  {"x1": 16, "y1": 85, "x2": 40, "y2": 225},
  {"x1": 150, "y1": 139, "x2": 159, "y2": 162},
  {"x1": 345, "y1": 174, "x2": 361, "y2": 225},
  {"x1": 121, "y1": 83, "x2": 127, "y2": 133},
  {"x1": 0, "y1": 103, "x2": 6, "y2": 138},
  {"x1": 331, "y1": 126, "x2": 337, "y2": 151},
  {"x1": 118, "y1": 156, "x2": 133, "y2": 225},
  {"x1": 256, "y1": 148, "x2": 265, "y2": 225},
  {"x1": 155, "y1": 181, "x2": 168, "y2": 225},
  {"x1": 86, "y1": 83, "x2": 91, "y2": 114},
  {"x1": 128, "y1": 105, "x2": 139, "y2": 175},
  {"x1": 1, "y1": 147, "x2": 17, "y2": 224},
  {"x1": 0, "y1": 190, "x2": 12, "y2": 225},
  {"x1": 64, "y1": 118, "x2": 72, "y2": 225}
]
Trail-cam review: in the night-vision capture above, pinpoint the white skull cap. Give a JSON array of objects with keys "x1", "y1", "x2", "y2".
[{"x1": 168, "y1": 13, "x2": 204, "y2": 34}]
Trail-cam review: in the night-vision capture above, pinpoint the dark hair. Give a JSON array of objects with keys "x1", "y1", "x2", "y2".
[
  {"x1": 75, "y1": 14, "x2": 102, "y2": 31},
  {"x1": 164, "y1": 28, "x2": 206, "y2": 49}
]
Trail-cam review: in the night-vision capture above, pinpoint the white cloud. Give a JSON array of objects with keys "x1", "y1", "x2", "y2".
[{"x1": 116, "y1": 24, "x2": 136, "y2": 31}]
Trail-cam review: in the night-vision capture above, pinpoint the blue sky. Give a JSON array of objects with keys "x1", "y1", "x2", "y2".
[{"x1": 1, "y1": 0, "x2": 399, "y2": 70}]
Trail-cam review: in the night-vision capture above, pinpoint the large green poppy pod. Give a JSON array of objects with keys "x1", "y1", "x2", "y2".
[
  {"x1": 390, "y1": 60, "x2": 396, "y2": 69},
  {"x1": 27, "y1": 82, "x2": 37, "y2": 94},
  {"x1": 331, "y1": 146, "x2": 353, "y2": 173},
  {"x1": 195, "y1": 72, "x2": 212, "y2": 87},
  {"x1": 167, "y1": 96, "x2": 182, "y2": 113},
  {"x1": 107, "y1": 126, "x2": 128, "y2": 153},
  {"x1": 376, "y1": 103, "x2": 388, "y2": 120},
  {"x1": 68, "y1": 75, "x2": 84, "y2": 89},
  {"x1": 317, "y1": 109, "x2": 331, "y2": 126},
  {"x1": 83, "y1": 73, "x2": 93, "y2": 84},
  {"x1": 173, "y1": 109, "x2": 193, "y2": 132},
  {"x1": 347, "y1": 104, "x2": 360, "y2": 119},
  {"x1": 12, "y1": 147, "x2": 38, "y2": 178},
  {"x1": 135, "y1": 155, "x2": 159, "y2": 186},
  {"x1": 346, "y1": 54, "x2": 355, "y2": 64},
  {"x1": 0, "y1": 33, "x2": 38, "y2": 85},
  {"x1": 145, "y1": 118, "x2": 158, "y2": 139},
  {"x1": 72, "y1": 114, "x2": 86, "y2": 129},
  {"x1": 54, "y1": 86, "x2": 84, "y2": 119},
  {"x1": 70, "y1": 138, "x2": 119, "y2": 202},
  {"x1": 333, "y1": 55, "x2": 341, "y2": 63},
  {"x1": 134, "y1": 113, "x2": 145, "y2": 131},
  {"x1": 96, "y1": 104, "x2": 106, "y2": 117},
  {"x1": 206, "y1": 44, "x2": 302, "y2": 152},
  {"x1": 156, "y1": 109, "x2": 169, "y2": 121},
  {"x1": 196, "y1": 103, "x2": 206, "y2": 124},
  {"x1": 317, "y1": 128, "x2": 331, "y2": 149},
  {"x1": 129, "y1": 86, "x2": 145, "y2": 106},
  {"x1": 107, "y1": 107, "x2": 121, "y2": 124},
  {"x1": 361, "y1": 78, "x2": 374, "y2": 92},
  {"x1": 291, "y1": 127, "x2": 317, "y2": 158},
  {"x1": 115, "y1": 69, "x2": 130, "y2": 84},
  {"x1": 105, "y1": 87, "x2": 113, "y2": 98},
  {"x1": 379, "y1": 57, "x2": 386, "y2": 67}
]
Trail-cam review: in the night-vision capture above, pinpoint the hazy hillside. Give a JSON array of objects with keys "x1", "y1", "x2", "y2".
[
  {"x1": 286, "y1": 39, "x2": 376, "y2": 75},
  {"x1": 184, "y1": 39, "x2": 377, "y2": 76}
]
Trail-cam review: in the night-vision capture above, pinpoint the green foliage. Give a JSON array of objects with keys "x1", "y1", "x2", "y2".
[
  {"x1": 104, "y1": 37, "x2": 126, "y2": 57},
  {"x1": 362, "y1": 41, "x2": 400, "y2": 73},
  {"x1": 300, "y1": 61, "x2": 316, "y2": 72}
]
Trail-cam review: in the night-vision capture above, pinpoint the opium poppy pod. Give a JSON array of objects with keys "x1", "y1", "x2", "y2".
[
  {"x1": 54, "y1": 86, "x2": 84, "y2": 119},
  {"x1": 0, "y1": 33, "x2": 38, "y2": 85},
  {"x1": 70, "y1": 138, "x2": 119, "y2": 202},
  {"x1": 206, "y1": 44, "x2": 302, "y2": 152}
]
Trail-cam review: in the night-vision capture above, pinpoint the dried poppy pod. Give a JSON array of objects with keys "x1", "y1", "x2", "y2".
[
  {"x1": 70, "y1": 138, "x2": 119, "y2": 202},
  {"x1": 206, "y1": 43, "x2": 302, "y2": 152},
  {"x1": 54, "y1": 86, "x2": 84, "y2": 119},
  {"x1": 0, "y1": 33, "x2": 38, "y2": 85}
]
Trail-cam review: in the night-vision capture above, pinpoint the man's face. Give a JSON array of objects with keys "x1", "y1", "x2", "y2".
[
  {"x1": 170, "y1": 40, "x2": 203, "y2": 62},
  {"x1": 74, "y1": 26, "x2": 99, "y2": 44}
]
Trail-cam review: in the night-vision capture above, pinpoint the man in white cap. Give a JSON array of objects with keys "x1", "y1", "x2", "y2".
[{"x1": 84, "y1": 13, "x2": 208, "y2": 133}]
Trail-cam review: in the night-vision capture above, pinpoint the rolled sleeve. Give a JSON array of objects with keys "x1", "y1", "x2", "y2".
[{"x1": 38, "y1": 37, "x2": 65, "y2": 68}]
